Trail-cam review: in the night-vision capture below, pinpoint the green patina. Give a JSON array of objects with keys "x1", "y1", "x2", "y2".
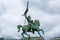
[{"x1": 17, "y1": 1, "x2": 44, "y2": 39}]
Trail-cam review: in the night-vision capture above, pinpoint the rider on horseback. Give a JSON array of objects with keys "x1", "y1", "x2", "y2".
[
  {"x1": 17, "y1": 1, "x2": 44, "y2": 38},
  {"x1": 23, "y1": 1, "x2": 34, "y2": 34}
]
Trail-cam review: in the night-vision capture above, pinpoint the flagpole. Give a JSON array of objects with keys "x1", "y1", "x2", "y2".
[{"x1": 24, "y1": 0, "x2": 29, "y2": 25}]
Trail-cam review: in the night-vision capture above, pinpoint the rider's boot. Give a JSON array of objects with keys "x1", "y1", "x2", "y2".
[{"x1": 32, "y1": 29, "x2": 35, "y2": 34}]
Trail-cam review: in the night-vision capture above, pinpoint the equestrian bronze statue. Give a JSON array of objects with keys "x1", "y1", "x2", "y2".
[{"x1": 17, "y1": 1, "x2": 44, "y2": 39}]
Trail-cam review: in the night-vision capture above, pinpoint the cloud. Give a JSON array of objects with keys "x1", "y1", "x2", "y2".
[
  {"x1": 26, "y1": 0, "x2": 60, "y2": 40},
  {"x1": 28, "y1": 0, "x2": 60, "y2": 14},
  {"x1": 48, "y1": 0, "x2": 60, "y2": 8},
  {"x1": 0, "y1": 0, "x2": 60, "y2": 40},
  {"x1": 0, "y1": 0, "x2": 12, "y2": 16},
  {"x1": 0, "y1": 0, "x2": 25, "y2": 39},
  {"x1": 47, "y1": 0, "x2": 60, "y2": 14},
  {"x1": 44, "y1": 24, "x2": 60, "y2": 40}
]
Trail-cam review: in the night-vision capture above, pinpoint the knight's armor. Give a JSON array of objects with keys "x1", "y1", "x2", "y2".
[{"x1": 25, "y1": 15, "x2": 34, "y2": 31}]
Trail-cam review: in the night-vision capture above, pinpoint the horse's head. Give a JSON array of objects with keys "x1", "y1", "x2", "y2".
[
  {"x1": 17, "y1": 25, "x2": 22, "y2": 32},
  {"x1": 34, "y1": 20, "x2": 40, "y2": 26}
]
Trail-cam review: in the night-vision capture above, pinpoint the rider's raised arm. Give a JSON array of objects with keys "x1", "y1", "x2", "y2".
[
  {"x1": 25, "y1": 15, "x2": 30, "y2": 22},
  {"x1": 24, "y1": 1, "x2": 30, "y2": 22}
]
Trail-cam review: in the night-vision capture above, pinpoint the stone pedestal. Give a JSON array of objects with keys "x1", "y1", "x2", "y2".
[{"x1": 21, "y1": 37, "x2": 44, "y2": 40}]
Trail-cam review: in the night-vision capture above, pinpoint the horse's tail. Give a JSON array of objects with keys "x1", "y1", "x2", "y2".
[{"x1": 39, "y1": 29, "x2": 44, "y2": 35}]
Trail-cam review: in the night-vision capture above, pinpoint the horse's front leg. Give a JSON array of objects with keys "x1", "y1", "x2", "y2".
[
  {"x1": 37, "y1": 30, "x2": 42, "y2": 37},
  {"x1": 25, "y1": 33, "x2": 31, "y2": 40},
  {"x1": 39, "y1": 29, "x2": 44, "y2": 35},
  {"x1": 25, "y1": 30, "x2": 31, "y2": 39}
]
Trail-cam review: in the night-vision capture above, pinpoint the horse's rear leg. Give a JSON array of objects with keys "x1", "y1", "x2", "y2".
[
  {"x1": 25, "y1": 31, "x2": 31, "y2": 40},
  {"x1": 21, "y1": 32, "x2": 25, "y2": 38},
  {"x1": 25, "y1": 33, "x2": 30, "y2": 38},
  {"x1": 25, "y1": 33, "x2": 31, "y2": 40}
]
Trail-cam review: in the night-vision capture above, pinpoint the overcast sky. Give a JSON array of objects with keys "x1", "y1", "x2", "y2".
[{"x1": 0, "y1": 0, "x2": 60, "y2": 40}]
